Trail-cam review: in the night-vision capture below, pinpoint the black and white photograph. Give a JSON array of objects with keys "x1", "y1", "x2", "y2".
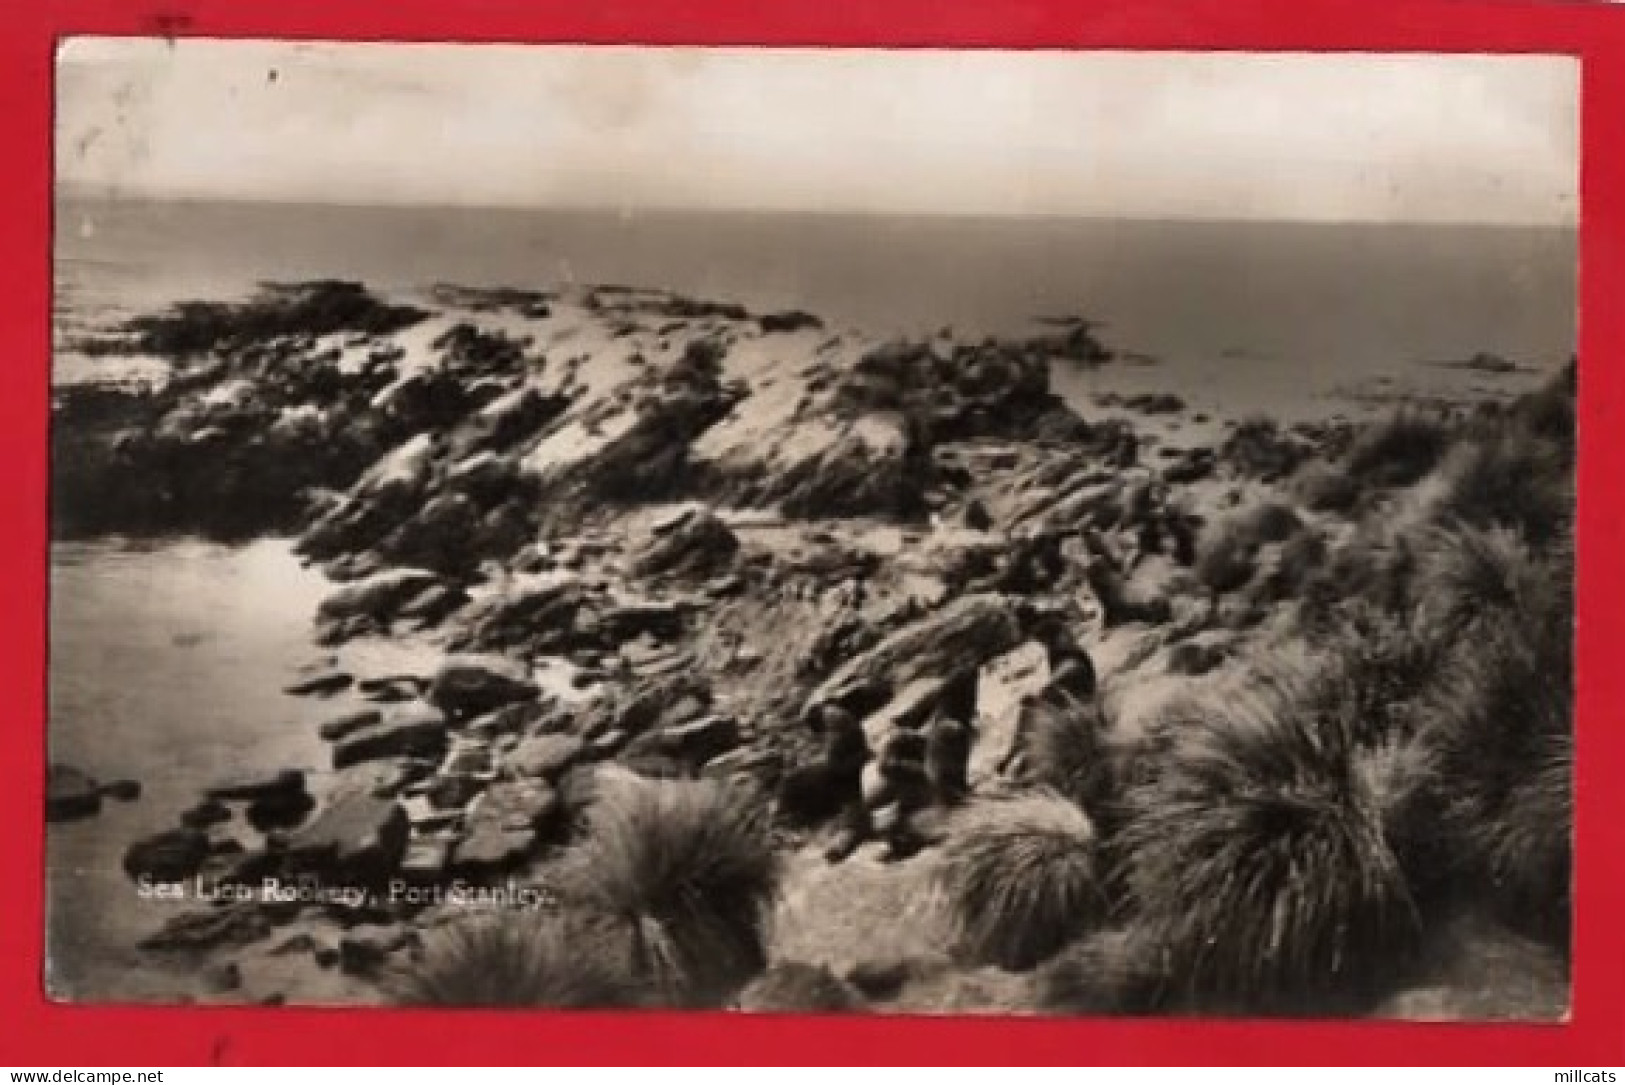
[{"x1": 47, "y1": 41, "x2": 1577, "y2": 1018}]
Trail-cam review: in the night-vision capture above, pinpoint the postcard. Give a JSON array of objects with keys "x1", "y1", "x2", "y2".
[{"x1": 46, "y1": 41, "x2": 1577, "y2": 1018}]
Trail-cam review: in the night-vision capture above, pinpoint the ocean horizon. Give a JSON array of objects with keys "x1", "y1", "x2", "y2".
[{"x1": 53, "y1": 196, "x2": 1577, "y2": 420}]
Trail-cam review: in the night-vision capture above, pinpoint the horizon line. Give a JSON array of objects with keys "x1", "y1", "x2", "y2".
[{"x1": 50, "y1": 188, "x2": 1579, "y2": 231}]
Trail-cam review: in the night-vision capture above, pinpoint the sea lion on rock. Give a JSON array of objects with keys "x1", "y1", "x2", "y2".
[
  {"x1": 925, "y1": 715, "x2": 972, "y2": 806},
  {"x1": 776, "y1": 704, "x2": 870, "y2": 829},
  {"x1": 830, "y1": 729, "x2": 932, "y2": 864}
]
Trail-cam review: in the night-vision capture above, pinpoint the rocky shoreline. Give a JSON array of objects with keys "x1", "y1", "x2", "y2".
[{"x1": 49, "y1": 280, "x2": 1575, "y2": 1017}]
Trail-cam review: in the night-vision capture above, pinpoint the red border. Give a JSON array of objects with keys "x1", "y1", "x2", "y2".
[{"x1": 3, "y1": 0, "x2": 1622, "y2": 1066}]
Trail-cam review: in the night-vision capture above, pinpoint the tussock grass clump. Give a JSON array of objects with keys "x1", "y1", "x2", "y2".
[
  {"x1": 1420, "y1": 524, "x2": 1563, "y2": 642},
  {"x1": 389, "y1": 910, "x2": 641, "y2": 1008},
  {"x1": 1019, "y1": 695, "x2": 1114, "y2": 816},
  {"x1": 1343, "y1": 410, "x2": 1455, "y2": 489},
  {"x1": 1116, "y1": 662, "x2": 1422, "y2": 1010},
  {"x1": 1299, "y1": 525, "x2": 1426, "y2": 628},
  {"x1": 1435, "y1": 429, "x2": 1572, "y2": 546},
  {"x1": 1507, "y1": 360, "x2": 1577, "y2": 457},
  {"x1": 930, "y1": 792, "x2": 1112, "y2": 971},
  {"x1": 1313, "y1": 603, "x2": 1451, "y2": 746},
  {"x1": 558, "y1": 774, "x2": 782, "y2": 1006},
  {"x1": 1421, "y1": 549, "x2": 1573, "y2": 943},
  {"x1": 1195, "y1": 502, "x2": 1308, "y2": 599},
  {"x1": 1220, "y1": 416, "x2": 1311, "y2": 480}
]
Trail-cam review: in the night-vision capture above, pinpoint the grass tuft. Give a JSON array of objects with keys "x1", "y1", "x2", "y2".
[
  {"x1": 557, "y1": 773, "x2": 782, "y2": 1006},
  {"x1": 1116, "y1": 661, "x2": 1422, "y2": 1009},
  {"x1": 388, "y1": 910, "x2": 642, "y2": 1008},
  {"x1": 929, "y1": 792, "x2": 1112, "y2": 971},
  {"x1": 1343, "y1": 410, "x2": 1454, "y2": 489},
  {"x1": 1019, "y1": 695, "x2": 1114, "y2": 817}
]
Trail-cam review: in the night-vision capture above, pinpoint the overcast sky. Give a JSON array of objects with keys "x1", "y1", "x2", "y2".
[{"x1": 55, "y1": 39, "x2": 1578, "y2": 224}]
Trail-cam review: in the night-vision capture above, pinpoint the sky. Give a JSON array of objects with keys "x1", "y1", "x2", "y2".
[{"x1": 55, "y1": 39, "x2": 1579, "y2": 224}]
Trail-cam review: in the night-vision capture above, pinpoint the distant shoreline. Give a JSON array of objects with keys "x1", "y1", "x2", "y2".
[{"x1": 51, "y1": 190, "x2": 1583, "y2": 233}]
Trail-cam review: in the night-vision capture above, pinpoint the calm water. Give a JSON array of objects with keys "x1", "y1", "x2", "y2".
[
  {"x1": 54, "y1": 198, "x2": 1576, "y2": 418},
  {"x1": 46, "y1": 540, "x2": 339, "y2": 1000}
]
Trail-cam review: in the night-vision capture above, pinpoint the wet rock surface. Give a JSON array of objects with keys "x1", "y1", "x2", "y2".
[{"x1": 46, "y1": 764, "x2": 104, "y2": 822}]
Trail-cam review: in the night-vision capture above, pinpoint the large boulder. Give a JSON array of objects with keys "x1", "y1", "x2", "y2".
[
  {"x1": 807, "y1": 593, "x2": 1024, "y2": 716},
  {"x1": 449, "y1": 779, "x2": 560, "y2": 877},
  {"x1": 331, "y1": 702, "x2": 448, "y2": 769},
  {"x1": 46, "y1": 764, "x2": 102, "y2": 822},
  {"x1": 379, "y1": 491, "x2": 483, "y2": 573},
  {"x1": 317, "y1": 567, "x2": 444, "y2": 624},
  {"x1": 631, "y1": 505, "x2": 739, "y2": 581},
  {"x1": 286, "y1": 789, "x2": 409, "y2": 882},
  {"x1": 449, "y1": 827, "x2": 537, "y2": 877},
  {"x1": 426, "y1": 654, "x2": 539, "y2": 718},
  {"x1": 473, "y1": 779, "x2": 561, "y2": 833},
  {"x1": 456, "y1": 573, "x2": 593, "y2": 652},
  {"x1": 124, "y1": 828, "x2": 210, "y2": 883},
  {"x1": 298, "y1": 435, "x2": 440, "y2": 560},
  {"x1": 756, "y1": 418, "x2": 931, "y2": 521}
]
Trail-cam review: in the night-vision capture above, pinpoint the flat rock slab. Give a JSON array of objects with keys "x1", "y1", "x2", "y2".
[
  {"x1": 701, "y1": 746, "x2": 782, "y2": 782},
  {"x1": 357, "y1": 675, "x2": 428, "y2": 703},
  {"x1": 318, "y1": 709, "x2": 384, "y2": 742},
  {"x1": 397, "y1": 583, "x2": 468, "y2": 622},
  {"x1": 318, "y1": 568, "x2": 443, "y2": 623},
  {"x1": 284, "y1": 672, "x2": 354, "y2": 697},
  {"x1": 652, "y1": 714, "x2": 742, "y2": 766},
  {"x1": 450, "y1": 827, "x2": 537, "y2": 876},
  {"x1": 332, "y1": 704, "x2": 448, "y2": 769},
  {"x1": 507, "y1": 733, "x2": 586, "y2": 781},
  {"x1": 330, "y1": 758, "x2": 430, "y2": 800},
  {"x1": 137, "y1": 906, "x2": 273, "y2": 956},
  {"x1": 584, "y1": 729, "x2": 629, "y2": 760},
  {"x1": 439, "y1": 742, "x2": 497, "y2": 777},
  {"x1": 205, "y1": 768, "x2": 308, "y2": 803},
  {"x1": 808, "y1": 593, "x2": 1022, "y2": 716},
  {"x1": 970, "y1": 641, "x2": 1050, "y2": 785},
  {"x1": 472, "y1": 779, "x2": 560, "y2": 833}
]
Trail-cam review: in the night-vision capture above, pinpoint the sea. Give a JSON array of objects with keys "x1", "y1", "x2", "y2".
[
  {"x1": 44, "y1": 198, "x2": 1577, "y2": 1001},
  {"x1": 53, "y1": 197, "x2": 1577, "y2": 418}
]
